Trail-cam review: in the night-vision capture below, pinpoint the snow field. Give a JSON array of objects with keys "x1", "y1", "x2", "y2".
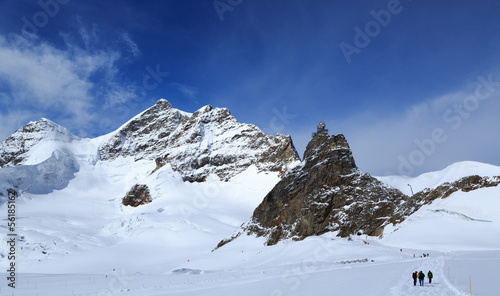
[{"x1": 1, "y1": 145, "x2": 500, "y2": 295}]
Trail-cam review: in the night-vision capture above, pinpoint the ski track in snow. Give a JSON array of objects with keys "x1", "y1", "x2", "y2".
[{"x1": 390, "y1": 257, "x2": 469, "y2": 296}]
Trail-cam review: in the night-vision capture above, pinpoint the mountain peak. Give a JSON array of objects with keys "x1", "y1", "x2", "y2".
[
  {"x1": 0, "y1": 118, "x2": 77, "y2": 168},
  {"x1": 215, "y1": 124, "x2": 407, "y2": 247},
  {"x1": 154, "y1": 98, "x2": 173, "y2": 109},
  {"x1": 99, "y1": 101, "x2": 299, "y2": 182},
  {"x1": 302, "y1": 123, "x2": 357, "y2": 175}
]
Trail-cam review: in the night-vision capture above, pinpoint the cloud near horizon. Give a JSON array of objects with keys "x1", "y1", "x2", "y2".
[
  {"x1": 333, "y1": 74, "x2": 500, "y2": 176},
  {"x1": 0, "y1": 27, "x2": 141, "y2": 140}
]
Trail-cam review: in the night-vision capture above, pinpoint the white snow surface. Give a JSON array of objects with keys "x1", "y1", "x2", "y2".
[
  {"x1": 0, "y1": 108, "x2": 499, "y2": 295},
  {"x1": 375, "y1": 161, "x2": 500, "y2": 195},
  {"x1": 0, "y1": 158, "x2": 498, "y2": 295}
]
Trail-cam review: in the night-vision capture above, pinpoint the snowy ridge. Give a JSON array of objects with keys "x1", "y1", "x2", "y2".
[
  {"x1": 376, "y1": 161, "x2": 500, "y2": 195},
  {"x1": 0, "y1": 118, "x2": 79, "y2": 168},
  {"x1": 428, "y1": 209, "x2": 492, "y2": 222},
  {"x1": 0, "y1": 150, "x2": 79, "y2": 198},
  {"x1": 0, "y1": 102, "x2": 499, "y2": 295},
  {"x1": 100, "y1": 100, "x2": 300, "y2": 182}
]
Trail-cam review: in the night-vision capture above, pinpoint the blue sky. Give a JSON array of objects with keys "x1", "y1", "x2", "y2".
[{"x1": 0, "y1": 0, "x2": 499, "y2": 176}]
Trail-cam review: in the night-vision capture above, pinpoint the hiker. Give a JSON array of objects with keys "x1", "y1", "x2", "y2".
[
  {"x1": 428, "y1": 270, "x2": 433, "y2": 283},
  {"x1": 418, "y1": 271, "x2": 425, "y2": 286},
  {"x1": 412, "y1": 271, "x2": 418, "y2": 286}
]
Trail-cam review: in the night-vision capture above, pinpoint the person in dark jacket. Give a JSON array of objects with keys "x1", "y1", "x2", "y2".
[
  {"x1": 412, "y1": 271, "x2": 418, "y2": 286},
  {"x1": 418, "y1": 271, "x2": 425, "y2": 286},
  {"x1": 428, "y1": 270, "x2": 433, "y2": 283}
]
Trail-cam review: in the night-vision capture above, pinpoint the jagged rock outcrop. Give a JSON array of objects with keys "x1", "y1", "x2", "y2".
[
  {"x1": 122, "y1": 184, "x2": 152, "y2": 207},
  {"x1": 391, "y1": 175, "x2": 500, "y2": 224},
  {"x1": 100, "y1": 99, "x2": 300, "y2": 182},
  {"x1": 215, "y1": 124, "x2": 500, "y2": 249},
  {"x1": 0, "y1": 118, "x2": 77, "y2": 168},
  {"x1": 216, "y1": 123, "x2": 409, "y2": 247}
]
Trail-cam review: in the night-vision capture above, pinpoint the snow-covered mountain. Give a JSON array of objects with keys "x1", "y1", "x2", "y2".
[
  {"x1": 100, "y1": 99, "x2": 300, "y2": 182},
  {"x1": 215, "y1": 124, "x2": 500, "y2": 249},
  {"x1": 0, "y1": 118, "x2": 79, "y2": 168},
  {"x1": 0, "y1": 101, "x2": 499, "y2": 295},
  {"x1": 0, "y1": 99, "x2": 299, "y2": 198}
]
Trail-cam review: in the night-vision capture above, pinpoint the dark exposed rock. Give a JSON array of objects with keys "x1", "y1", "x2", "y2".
[
  {"x1": 216, "y1": 123, "x2": 409, "y2": 247},
  {"x1": 122, "y1": 184, "x2": 152, "y2": 207},
  {"x1": 215, "y1": 124, "x2": 500, "y2": 249}
]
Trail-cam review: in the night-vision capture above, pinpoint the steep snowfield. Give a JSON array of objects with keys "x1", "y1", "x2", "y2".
[
  {"x1": 0, "y1": 118, "x2": 79, "y2": 168},
  {"x1": 382, "y1": 185, "x2": 500, "y2": 250},
  {"x1": 0, "y1": 155, "x2": 282, "y2": 272},
  {"x1": 1, "y1": 108, "x2": 499, "y2": 295},
  {"x1": 1, "y1": 159, "x2": 499, "y2": 295},
  {"x1": 376, "y1": 161, "x2": 500, "y2": 195}
]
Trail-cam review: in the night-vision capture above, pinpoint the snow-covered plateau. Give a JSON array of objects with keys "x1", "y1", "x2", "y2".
[{"x1": 0, "y1": 101, "x2": 499, "y2": 295}]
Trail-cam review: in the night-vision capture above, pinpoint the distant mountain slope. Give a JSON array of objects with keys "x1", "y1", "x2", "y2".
[
  {"x1": 376, "y1": 161, "x2": 500, "y2": 195},
  {"x1": 0, "y1": 150, "x2": 79, "y2": 197},
  {"x1": 0, "y1": 118, "x2": 78, "y2": 168}
]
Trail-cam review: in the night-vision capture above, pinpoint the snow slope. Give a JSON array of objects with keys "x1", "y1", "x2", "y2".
[
  {"x1": 1, "y1": 159, "x2": 499, "y2": 295},
  {"x1": 1, "y1": 105, "x2": 499, "y2": 295},
  {"x1": 376, "y1": 161, "x2": 500, "y2": 195}
]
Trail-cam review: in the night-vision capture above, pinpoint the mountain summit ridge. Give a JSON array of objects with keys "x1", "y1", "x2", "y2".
[
  {"x1": 0, "y1": 118, "x2": 78, "y2": 168},
  {"x1": 0, "y1": 99, "x2": 300, "y2": 183}
]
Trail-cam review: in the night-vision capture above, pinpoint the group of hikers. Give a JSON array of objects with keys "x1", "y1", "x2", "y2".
[{"x1": 412, "y1": 270, "x2": 433, "y2": 286}]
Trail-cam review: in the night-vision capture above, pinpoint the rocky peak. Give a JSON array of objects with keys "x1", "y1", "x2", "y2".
[
  {"x1": 215, "y1": 123, "x2": 408, "y2": 248},
  {"x1": 303, "y1": 128, "x2": 357, "y2": 176},
  {"x1": 100, "y1": 100, "x2": 300, "y2": 182},
  {"x1": 0, "y1": 118, "x2": 77, "y2": 168},
  {"x1": 99, "y1": 99, "x2": 190, "y2": 161}
]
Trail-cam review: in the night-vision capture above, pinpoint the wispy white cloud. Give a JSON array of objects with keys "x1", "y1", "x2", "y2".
[
  {"x1": 0, "y1": 109, "x2": 44, "y2": 142},
  {"x1": 119, "y1": 32, "x2": 140, "y2": 57},
  {"x1": 336, "y1": 75, "x2": 500, "y2": 176},
  {"x1": 0, "y1": 24, "x2": 142, "y2": 139},
  {"x1": 170, "y1": 82, "x2": 198, "y2": 102}
]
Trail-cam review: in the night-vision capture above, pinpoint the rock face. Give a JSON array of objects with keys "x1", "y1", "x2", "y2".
[
  {"x1": 215, "y1": 125, "x2": 500, "y2": 249},
  {"x1": 0, "y1": 100, "x2": 299, "y2": 184},
  {"x1": 392, "y1": 175, "x2": 500, "y2": 224},
  {"x1": 99, "y1": 100, "x2": 189, "y2": 162},
  {"x1": 122, "y1": 184, "x2": 152, "y2": 207},
  {"x1": 0, "y1": 118, "x2": 77, "y2": 168},
  {"x1": 217, "y1": 123, "x2": 409, "y2": 247},
  {"x1": 100, "y1": 99, "x2": 300, "y2": 182}
]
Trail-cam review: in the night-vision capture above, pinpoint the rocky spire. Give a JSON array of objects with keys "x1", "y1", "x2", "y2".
[{"x1": 215, "y1": 123, "x2": 408, "y2": 248}]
